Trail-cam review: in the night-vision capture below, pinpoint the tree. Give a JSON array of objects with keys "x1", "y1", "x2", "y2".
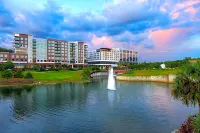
[
  {"x1": 0, "y1": 64, "x2": 5, "y2": 71},
  {"x1": 82, "y1": 67, "x2": 92, "y2": 80},
  {"x1": 24, "y1": 72, "x2": 33, "y2": 79},
  {"x1": 1, "y1": 70, "x2": 13, "y2": 80},
  {"x1": 171, "y1": 61, "x2": 200, "y2": 114},
  {"x1": 24, "y1": 64, "x2": 28, "y2": 70},
  {"x1": 13, "y1": 70, "x2": 24, "y2": 78},
  {"x1": 32, "y1": 65, "x2": 40, "y2": 71},
  {"x1": 3, "y1": 61, "x2": 14, "y2": 70},
  {"x1": 0, "y1": 47, "x2": 14, "y2": 52}
]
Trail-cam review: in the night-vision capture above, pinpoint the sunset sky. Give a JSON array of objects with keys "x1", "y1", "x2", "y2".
[{"x1": 0, "y1": 0, "x2": 200, "y2": 61}]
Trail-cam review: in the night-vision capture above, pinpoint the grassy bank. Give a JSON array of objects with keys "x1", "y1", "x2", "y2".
[
  {"x1": 122, "y1": 69, "x2": 179, "y2": 76},
  {"x1": 0, "y1": 70, "x2": 89, "y2": 86},
  {"x1": 23, "y1": 70, "x2": 85, "y2": 82}
]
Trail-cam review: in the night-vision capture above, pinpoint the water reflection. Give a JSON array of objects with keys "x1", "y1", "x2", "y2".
[
  {"x1": 0, "y1": 80, "x2": 198, "y2": 133},
  {"x1": 108, "y1": 91, "x2": 115, "y2": 108}
]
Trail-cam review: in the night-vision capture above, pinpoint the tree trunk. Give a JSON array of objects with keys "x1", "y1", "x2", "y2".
[{"x1": 198, "y1": 101, "x2": 200, "y2": 114}]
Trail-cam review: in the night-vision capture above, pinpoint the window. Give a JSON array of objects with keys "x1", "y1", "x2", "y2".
[
  {"x1": 21, "y1": 38, "x2": 23, "y2": 40},
  {"x1": 25, "y1": 38, "x2": 27, "y2": 40},
  {"x1": 16, "y1": 55, "x2": 19, "y2": 58},
  {"x1": 4, "y1": 55, "x2": 7, "y2": 57}
]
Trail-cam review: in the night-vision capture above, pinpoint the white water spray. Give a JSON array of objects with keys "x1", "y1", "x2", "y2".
[{"x1": 107, "y1": 66, "x2": 116, "y2": 90}]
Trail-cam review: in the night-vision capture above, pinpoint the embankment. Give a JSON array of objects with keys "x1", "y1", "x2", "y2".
[{"x1": 116, "y1": 74, "x2": 176, "y2": 83}]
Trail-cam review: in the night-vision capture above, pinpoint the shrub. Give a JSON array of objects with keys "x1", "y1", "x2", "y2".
[
  {"x1": 32, "y1": 65, "x2": 40, "y2": 71},
  {"x1": 58, "y1": 66, "x2": 63, "y2": 71},
  {"x1": 13, "y1": 70, "x2": 24, "y2": 78},
  {"x1": 179, "y1": 116, "x2": 193, "y2": 133},
  {"x1": 1, "y1": 70, "x2": 13, "y2": 80},
  {"x1": 0, "y1": 64, "x2": 5, "y2": 71},
  {"x1": 3, "y1": 61, "x2": 14, "y2": 70},
  {"x1": 82, "y1": 67, "x2": 92, "y2": 80},
  {"x1": 191, "y1": 115, "x2": 200, "y2": 133},
  {"x1": 24, "y1": 72, "x2": 33, "y2": 79},
  {"x1": 23, "y1": 64, "x2": 28, "y2": 70}
]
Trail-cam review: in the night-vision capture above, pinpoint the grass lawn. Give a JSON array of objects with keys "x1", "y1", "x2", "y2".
[
  {"x1": 122, "y1": 69, "x2": 180, "y2": 76},
  {"x1": 23, "y1": 70, "x2": 85, "y2": 82}
]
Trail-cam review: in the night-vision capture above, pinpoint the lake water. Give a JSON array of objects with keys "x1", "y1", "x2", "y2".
[{"x1": 0, "y1": 78, "x2": 198, "y2": 133}]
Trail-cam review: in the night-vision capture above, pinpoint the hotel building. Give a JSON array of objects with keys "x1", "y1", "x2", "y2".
[
  {"x1": 87, "y1": 48, "x2": 138, "y2": 67},
  {"x1": 0, "y1": 33, "x2": 88, "y2": 67}
]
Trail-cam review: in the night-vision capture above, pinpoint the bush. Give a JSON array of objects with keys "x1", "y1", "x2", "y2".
[
  {"x1": 23, "y1": 64, "x2": 28, "y2": 70},
  {"x1": 179, "y1": 117, "x2": 193, "y2": 133},
  {"x1": 24, "y1": 72, "x2": 33, "y2": 79},
  {"x1": 13, "y1": 70, "x2": 24, "y2": 78},
  {"x1": 82, "y1": 67, "x2": 92, "y2": 80},
  {"x1": 1, "y1": 70, "x2": 13, "y2": 79},
  {"x1": 191, "y1": 115, "x2": 200, "y2": 133},
  {"x1": 58, "y1": 66, "x2": 63, "y2": 71},
  {"x1": 0, "y1": 64, "x2": 5, "y2": 71},
  {"x1": 32, "y1": 65, "x2": 40, "y2": 71},
  {"x1": 3, "y1": 61, "x2": 14, "y2": 70}
]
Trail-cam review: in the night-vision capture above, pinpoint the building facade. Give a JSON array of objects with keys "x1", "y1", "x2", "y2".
[
  {"x1": 87, "y1": 48, "x2": 138, "y2": 67},
  {"x1": 0, "y1": 33, "x2": 88, "y2": 67}
]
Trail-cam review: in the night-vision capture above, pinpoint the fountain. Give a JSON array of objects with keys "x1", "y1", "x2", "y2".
[{"x1": 107, "y1": 66, "x2": 116, "y2": 90}]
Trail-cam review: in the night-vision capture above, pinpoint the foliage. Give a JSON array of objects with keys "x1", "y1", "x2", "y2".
[
  {"x1": 23, "y1": 64, "x2": 29, "y2": 70},
  {"x1": 0, "y1": 47, "x2": 14, "y2": 52},
  {"x1": 1, "y1": 70, "x2": 13, "y2": 79},
  {"x1": 179, "y1": 116, "x2": 194, "y2": 133},
  {"x1": 0, "y1": 64, "x2": 5, "y2": 71},
  {"x1": 131, "y1": 59, "x2": 189, "y2": 70},
  {"x1": 190, "y1": 115, "x2": 200, "y2": 133},
  {"x1": 13, "y1": 70, "x2": 24, "y2": 78},
  {"x1": 82, "y1": 67, "x2": 92, "y2": 80},
  {"x1": 24, "y1": 72, "x2": 33, "y2": 79},
  {"x1": 171, "y1": 61, "x2": 200, "y2": 114},
  {"x1": 3, "y1": 61, "x2": 14, "y2": 70},
  {"x1": 58, "y1": 66, "x2": 63, "y2": 71},
  {"x1": 32, "y1": 65, "x2": 40, "y2": 71}
]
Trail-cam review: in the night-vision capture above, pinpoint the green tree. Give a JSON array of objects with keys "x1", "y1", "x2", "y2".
[
  {"x1": 1, "y1": 70, "x2": 13, "y2": 80},
  {"x1": 190, "y1": 115, "x2": 200, "y2": 133},
  {"x1": 13, "y1": 70, "x2": 24, "y2": 78},
  {"x1": 3, "y1": 61, "x2": 14, "y2": 70},
  {"x1": 0, "y1": 64, "x2": 5, "y2": 71},
  {"x1": 32, "y1": 65, "x2": 40, "y2": 71},
  {"x1": 24, "y1": 64, "x2": 28, "y2": 70},
  {"x1": 24, "y1": 72, "x2": 33, "y2": 79},
  {"x1": 82, "y1": 67, "x2": 92, "y2": 80},
  {"x1": 171, "y1": 61, "x2": 200, "y2": 114}
]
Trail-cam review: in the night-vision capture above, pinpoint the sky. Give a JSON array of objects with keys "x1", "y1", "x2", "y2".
[{"x1": 0, "y1": 0, "x2": 200, "y2": 62}]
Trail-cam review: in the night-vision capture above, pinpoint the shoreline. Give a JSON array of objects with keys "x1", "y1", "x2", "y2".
[
  {"x1": 116, "y1": 74, "x2": 176, "y2": 84},
  {"x1": 0, "y1": 79, "x2": 91, "y2": 88}
]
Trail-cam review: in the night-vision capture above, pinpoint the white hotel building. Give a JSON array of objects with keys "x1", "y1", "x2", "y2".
[{"x1": 87, "y1": 48, "x2": 138, "y2": 67}]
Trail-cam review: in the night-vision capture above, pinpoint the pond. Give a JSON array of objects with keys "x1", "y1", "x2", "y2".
[{"x1": 0, "y1": 78, "x2": 198, "y2": 133}]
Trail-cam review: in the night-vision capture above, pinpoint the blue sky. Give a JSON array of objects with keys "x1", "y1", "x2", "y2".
[{"x1": 0, "y1": 0, "x2": 200, "y2": 62}]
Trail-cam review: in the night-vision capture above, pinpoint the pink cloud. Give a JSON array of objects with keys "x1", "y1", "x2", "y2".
[
  {"x1": 91, "y1": 34, "x2": 125, "y2": 48},
  {"x1": 185, "y1": 7, "x2": 197, "y2": 14},
  {"x1": 149, "y1": 28, "x2": 188, "y2": 49}
]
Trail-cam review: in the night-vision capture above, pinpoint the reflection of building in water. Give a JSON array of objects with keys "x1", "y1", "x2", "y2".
[{"x1": 10, "y1": 83, "x2": 89, "y2": 119}]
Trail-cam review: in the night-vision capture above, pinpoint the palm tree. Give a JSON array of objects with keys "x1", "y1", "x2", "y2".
[{"x1": 171, "y1": 61, "x2": 200, "y2": 114}]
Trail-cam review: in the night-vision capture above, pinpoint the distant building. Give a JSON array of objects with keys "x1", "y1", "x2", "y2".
[
  {"x1": 0, "y1": 33, "x2": 88, "y2": 67},
  {"x1": 88, "y1": 48, "x2": 138, "y2": 67}
]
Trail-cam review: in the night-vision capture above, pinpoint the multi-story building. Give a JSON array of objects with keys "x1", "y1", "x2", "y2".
[
  {"x1": 87, "y1": 48, "x2": 138, "y2": 67},
  {"x1": 0, "y1": 33, "x2": 88, "y2": 67}
]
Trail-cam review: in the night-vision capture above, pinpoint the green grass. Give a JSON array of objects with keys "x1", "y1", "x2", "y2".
[
  {"x1": 122, "y1": 69, "x2": 180, "y2": 76},
  {"x1": 23, "y1": 70, "x2": 84, "y2": 82}
]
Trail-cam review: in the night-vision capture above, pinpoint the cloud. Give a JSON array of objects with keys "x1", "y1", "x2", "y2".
[{"x1": 0, "y1": 0, "x2": 200, "y2": 61}]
